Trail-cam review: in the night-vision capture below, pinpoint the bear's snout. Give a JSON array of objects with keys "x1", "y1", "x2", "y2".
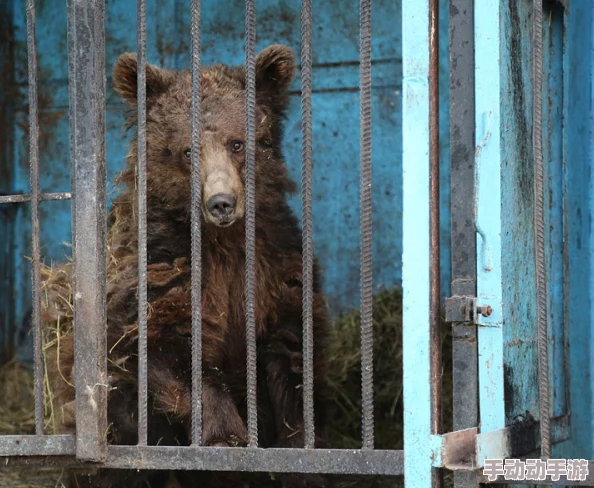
[{"x1": 206, "y1": 193, "x2": 237, "y2": 224}]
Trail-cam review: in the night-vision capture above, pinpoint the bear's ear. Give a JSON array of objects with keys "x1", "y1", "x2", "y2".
[
  {"x1": 255, "y1": 44, "x2": 296, "y2": 100},
  {"x1": 113, "y1": 53, "x2": 172, "y2": 106}
]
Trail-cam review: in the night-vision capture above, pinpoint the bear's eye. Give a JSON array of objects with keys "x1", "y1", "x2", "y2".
[
  {"x1": 230, "y1": 141, "x2": 244, "y2": 153},
  {"x1": 183, "y1": 148, "x2": 191, "y2": 160}
]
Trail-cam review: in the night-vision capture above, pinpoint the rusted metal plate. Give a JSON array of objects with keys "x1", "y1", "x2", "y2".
[{"x1": 439, "y1": 428, "x2": 478, "y2": 471}]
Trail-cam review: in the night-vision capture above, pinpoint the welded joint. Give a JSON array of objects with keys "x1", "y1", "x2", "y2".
[
  {"x1": 431, "y1": 427, "x2": 512, "y2": 470},
  {"x1": 430, "y1": 428, "x2": 478, "y2": 470},
  {"x1": 432, "y1": 416, "x2": 572, "y2": 470}
]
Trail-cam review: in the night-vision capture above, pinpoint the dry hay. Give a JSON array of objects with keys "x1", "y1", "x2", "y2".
[
  {"x1": 1, "y1": 260, "x2": 453, "y2": 487},
  {"x1": 0, "y1": 361, "x2": 36, "y2": 435},
  {"x1": 0, "y1": 469, "x2": 67, "y2": 488},
  {"x1": 0, "y1": 361, "x2": 66, "y2": 488},
  {"x1": 0, "y1": 261, "x2": 74, "y2": 487},
  {"x1": 325, "y1": 287, "x2": 453, "y2": 450},
  {"x1": 324, "y1": 287, "x2": 453, "y2": 488},
  {"x1": 39, "y1": 259, "x2": 75, "y2": 437}
]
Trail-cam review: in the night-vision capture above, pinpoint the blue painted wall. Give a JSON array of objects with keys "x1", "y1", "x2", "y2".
[
  {"x1": 500, "y1": 0, "x2": 541, "y2": 429},
  {"x1": 558, "y1": 0, "x2": 594, "y2": 461},
  {"x1": 497, "y1": 0, "x2": 594, "y2": 465},
  {"x1": 0, "y1": 0, "x2": 451, "y2": 360}
]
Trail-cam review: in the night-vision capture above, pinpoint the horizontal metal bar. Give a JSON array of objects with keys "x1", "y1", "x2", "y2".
[
  {"x1": 0, "y1": 435, "x2": 75, "y2": 456},
  {"x1": 0, "y1": 192, "x2": 72, "y2": 204},
  {"x1": 107, "y1": 447, "x2": 404, "y2": 474},
  {"x1": 0, "y1": 447, "x2": 404, "y2": 475},
  {"x1": 476, "y1": 414, "x2": 571, "y2": 467}
]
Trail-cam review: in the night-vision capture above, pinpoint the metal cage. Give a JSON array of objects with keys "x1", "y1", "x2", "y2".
[{"x1": 0, "y1": 0, "x2": 593, "y2": 487}]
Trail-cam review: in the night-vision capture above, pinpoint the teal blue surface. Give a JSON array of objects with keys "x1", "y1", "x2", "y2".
[
  {"x1": 557, "y1": 0, "x2": 594, "y2": 462},
  {"x1": 494, "y1": 0, "x2": 594, "y2": 468},
  {"x1": 402, "y1": 0, "x2": 433, "y2": 485},
  {"x1": 475, "y1": 0, "x2": 505, "y2": 435}
]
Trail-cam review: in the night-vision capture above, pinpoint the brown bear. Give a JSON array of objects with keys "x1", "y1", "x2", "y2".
[{"x1": 42, "y1": 45, "x2": 331, "y2": 488}]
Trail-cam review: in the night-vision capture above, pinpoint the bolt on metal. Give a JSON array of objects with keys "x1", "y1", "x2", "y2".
[{"x1": 476, "y1": 305, "x2": 493, "y2": 317}]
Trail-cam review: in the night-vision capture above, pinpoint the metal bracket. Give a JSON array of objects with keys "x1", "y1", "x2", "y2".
[
  {"x1": 431, "y1": 427, "x2": 510, "y2": 471},
  {"x1": 444, "y1": 295, "x2": 477, "y2": 324},
  {"x1": 430, "y1": 415, "x2": 571, "y2": 471},
  {"x1": 431, "y1": 428, "x2": 478, "y2": 470},
  {"x1": 445, "y1": 295, "x2": 495, "y2": 324}
]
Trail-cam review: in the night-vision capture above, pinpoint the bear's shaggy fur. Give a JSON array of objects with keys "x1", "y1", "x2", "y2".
[{"x1": 43, "y1": 45, "x2": 331, "y2": 488}]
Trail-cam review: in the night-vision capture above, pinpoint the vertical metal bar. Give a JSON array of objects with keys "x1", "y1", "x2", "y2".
[
  {"x1": 26, "y1": 0, "x2": 44, "y2": 436},
  {"x1": 190, "y1": 0, "x2": 203, "y2": 446},
  {"x1": 532, "y1": 0, "x2": 551, "y2": 460},
  {"x1": 300, "y1": 0, "x2": 315, "y2": 450},
  {"x1": 402, "y1": 0, "x2": 433, "y2": 485},
  {"x1": 429, "y1": 0, "x2": 441, "y2": 438},
  {"x1": 429, "y1": 0, "x2": 442, "y2": 485},
  {"x1": 0, "y1": 0, "x2": 15, "y2": 368},
  {"x1": 475, "y1": 0, "x2": 505, "y2": 435},
  {"x1": 449, "y1": 1, "x2": 478, "y2": 487},
  {"x1": 137, "y1": 0, "x2": 148, "y2": 447},
  {"x1": 244, "y1": 0, "x2": 258, "y2": 448},
  {"x1": 67, "y1": 0, "x2": 108, "y2": 461},
  {"x1": 542, "y1": 0, "x2": 566, "y2": 420},
  {"x1": 560, "y1": 1, "x2": 572, "y2": 441},
  {"x1": 359, "y1": 0, "x2": 374, "y2": 451}
]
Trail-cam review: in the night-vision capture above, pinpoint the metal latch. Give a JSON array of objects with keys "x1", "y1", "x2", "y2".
[
  {"x1": 444, "y1": 296, "x2": 493, "y2": 324},
  {"x1": 445, "y1": 296, "x2": 477, "y2": 324}
]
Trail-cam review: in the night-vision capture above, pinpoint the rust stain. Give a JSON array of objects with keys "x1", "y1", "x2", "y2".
[
  {"x1": 0, "y1": 2, "x2": 18, "y2": 365},
  {"x1": 0, "y1": 7, "x2": 66, "y2": 363},
  {"x1": 14, "y1": 64, "x2": 67, "y2": 193},
  {"x1": 258, "y1": 4, "x2": 297, "y2": 41},
  {"x1": 0, "y1": 6, "x2": 17, "y2": 190},
  {"x1": 156, "y1": 36, "x2": 176, "y2": 68}
]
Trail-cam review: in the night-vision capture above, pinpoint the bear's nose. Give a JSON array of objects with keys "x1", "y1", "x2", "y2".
[{"x1": 206, "y1": 193, "x2": 237, "y2": 219}]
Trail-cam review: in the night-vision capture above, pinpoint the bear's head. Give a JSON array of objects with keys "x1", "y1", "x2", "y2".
[{"x1": 113, "y1": 45, "x2": 296, "y2": 228}]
